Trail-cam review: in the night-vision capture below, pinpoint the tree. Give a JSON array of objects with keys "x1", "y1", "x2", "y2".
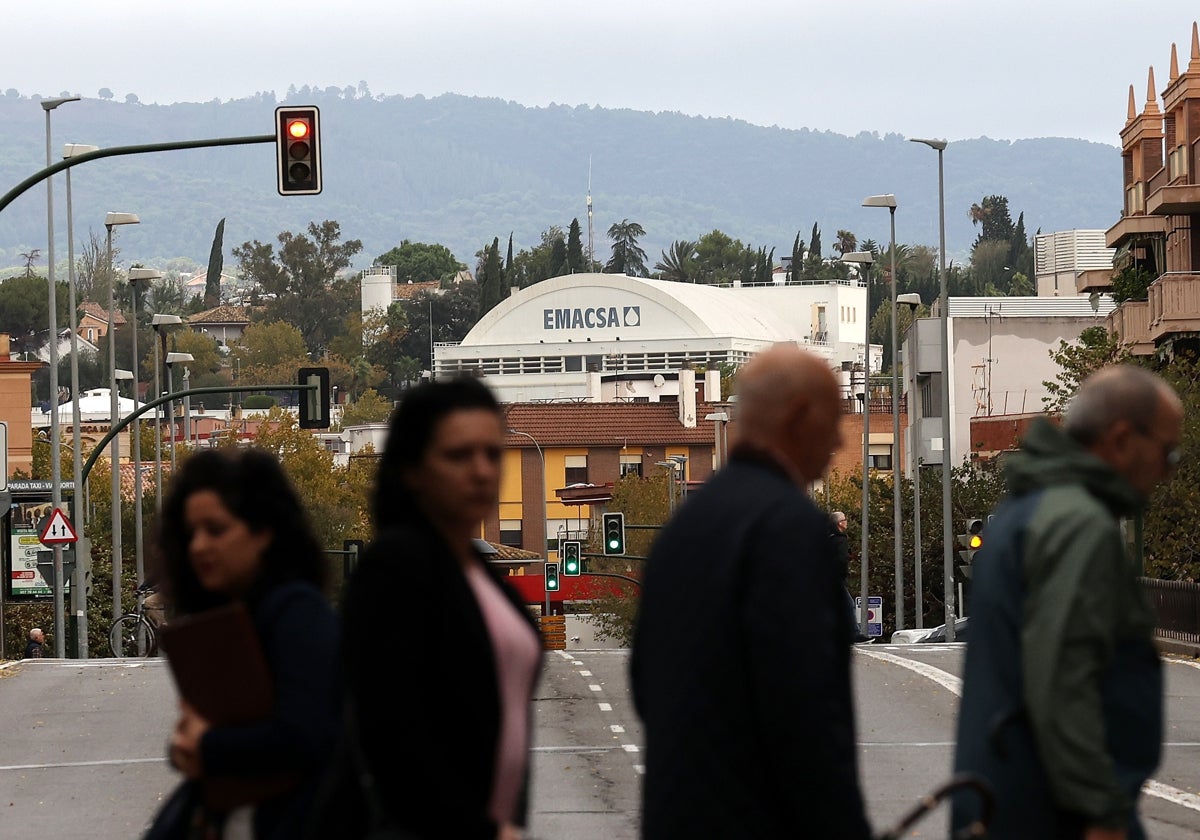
[
  {"x1": 19, "y1": 249, "x2": 40, "y2": 277},
  {"x1": 398, "y1": 282, "x2": 480, "y2": 370},
  {"x1": 375, "y1": 240, "x2": 465, "y2": 285},
  {"x1": 789, "y1": 234, "x2": 804, "y2": 283},
  {"x1": 233, "y1": 220, "x2": 363, "y2": 357},
  {"x1": 654, "y1": 240, "x2": 697, "y2": 282},
  {"x1": 230, "y1": 321, "x2": 310, "y2": 403},
  {"x1": 0, "y1": 274, "x2": 69, "y2": 337},
  {"x1": 605, "y1": 219, "x2": 648, "y2": 277},
  {"x1": 694, "y1": 229, "x2": 751, "y2": 286},
  {"x1": 477, "y1": 238, "x2": 503, "y2": 315},
  {"x1": 339, "y1": 388, "x2": 394, "y2": 426},
  {"x1": 969, "y1": 195, "x2": 1016, "y2": 249},
  {"x1": 205, "y1": 218, "x2": 225, "y2": 308},
  {"x1": 1042, "y1": 325, "x2": 1128, "y2": 413},
  {"x1": 566, "y1": 219, "x2": 585, "y2": 273},
  {"x1": 835, "y1": 230, "x2": 858, "y2": 257}
]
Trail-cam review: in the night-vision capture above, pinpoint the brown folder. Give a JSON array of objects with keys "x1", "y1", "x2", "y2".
[{"x1": 159, "y1": 602, "x2": 297, "y2": 811}]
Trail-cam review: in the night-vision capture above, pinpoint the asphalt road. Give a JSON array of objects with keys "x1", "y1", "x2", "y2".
[{"x1": 3, "y1": 620, "x2": 1200, "y2": 839}]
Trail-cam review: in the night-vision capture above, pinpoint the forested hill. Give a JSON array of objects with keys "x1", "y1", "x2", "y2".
[{"x1": 0, "y1": 89, "x2": 1122, "y2": 273}]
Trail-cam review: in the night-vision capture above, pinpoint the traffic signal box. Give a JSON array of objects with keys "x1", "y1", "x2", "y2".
[
  {"x1": 956, "y1": 518, "x2": 984, "y2": 579},
  {"x1": 275, "y1": 106, "x2": 322, "y2": 195},
  {"x1": 562, "y1": 541, "x2": 582, "y2": 576},
  {"x1": 544, "y1": 562, "x2": 561, "y2": 592},
  {"x1": 297, "y1": 367, "x2": 331, "y2": 429},
  {"x1": 602, "y1": 512, "x2": 626, "y2": 556}
]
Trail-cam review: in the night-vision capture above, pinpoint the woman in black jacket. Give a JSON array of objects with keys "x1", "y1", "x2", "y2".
[{"x1": 312, "y1": 376, "x2": 542, "y2": 840}]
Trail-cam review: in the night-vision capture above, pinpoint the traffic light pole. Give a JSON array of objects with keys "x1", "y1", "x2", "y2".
[{"x1": 0, "y1": 135, "x2": 275, "y2": 218}]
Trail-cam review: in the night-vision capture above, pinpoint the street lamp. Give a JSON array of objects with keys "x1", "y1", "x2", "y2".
[
  {"x1": 704, "y1": 411, "x2": 730, "y2": 471},
  {"x1": 151, "y1": 314, "x2": 183, "y2": 510},
  {"x1": 43, "y1": 95, "x2": 80, "y2": 657},
  {"x1": 897, "y1": 292, "x2": 923, "y2": 626},
  {"x1": 508, "y1": 428, "x2": 550, "y2": 616},
  {"x1": 126, "y1": 268, "x2": 160, "y2": 592},
  {"x1": 864, "y1": 194, "x2": 904, "y2": 631},
  {"x1": 911, "y1": 136, "x2": 955, "y2": 641},
  {"x1": 64, "y1": 141, "x2": 98, "y2": 659},
  {"x1": 841, "y1": 250, "x2": 873, "y2": 639},
  {"x1": 104, "y1": 212, "x2": 139, "y2": 624},
  {"x1": 165, "y1": 352, "x2": 194, "y2": 478}
]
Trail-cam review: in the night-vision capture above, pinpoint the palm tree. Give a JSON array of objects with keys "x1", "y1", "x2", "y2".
[
  {"x1": 834, "y1": 230, "x2": 857, "y2": 257},
  {"x1": 606, "y1": 219, "x2": 648, "y2": 277},
  {"x1": 654, "y1": 240, "x2": 698, "y2": 282}
]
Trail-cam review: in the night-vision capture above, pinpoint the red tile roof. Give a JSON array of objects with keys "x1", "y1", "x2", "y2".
[
  {"x1": 78, "y1": 301, "x2": 125, "y2": 327},
  {"x1": 392, "y1": 281, "x2": 441, "y2": 300},
  {"x1": 502, "y1": 401, "x2": 720, "y2": 447},
  {"x1": 187, "y1": 305, "x2": 253, "y2": 325}
]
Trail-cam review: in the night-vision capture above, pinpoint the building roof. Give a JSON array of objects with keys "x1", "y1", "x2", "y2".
[
  {"x1": 392, "y1": 281, "x2": 441, "y2": 300},
  {"x1": 503, "y1": 401, "x2": 720, "y2": 447},
  {"x1": 78, "y1": 301, "x2": 125, "y2": 326},
  {"x1": 187, "y1": 305, "x2": 252, "y2": 326},
  {"x1": 947, "y1": 295, "x2": 1116, "y2": 318}
]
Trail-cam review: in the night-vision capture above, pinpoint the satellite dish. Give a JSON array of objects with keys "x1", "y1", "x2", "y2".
[{"x1": 653, "y1": 374, "x2": 665, "y2": 388}]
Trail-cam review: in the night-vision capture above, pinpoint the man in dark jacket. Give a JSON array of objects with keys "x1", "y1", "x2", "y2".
[
  {"x1": 631, "y1": 343, "x2": 871, "y2": 839},
  {"x1": 830, "y1": 511, "x2": 869, "y2": 642},
  {"x1": 952, "y1": 365, "x2": 1183, "y2": 840}
]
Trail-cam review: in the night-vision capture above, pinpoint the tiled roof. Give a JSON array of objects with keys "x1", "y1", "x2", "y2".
[
  {"x1": 78, "y1": 301, "x2": 125, "y2": 326},
  {"x1": 187, "y1": 305, "x2": 252, "y2": 325},
  {"x1": 486, "y1": 542, "x2": 541, "y2": 561},
  {"x1": 502, "y1": 401, "x2": 720, "y2": 447},
  {"x1": 392, "y1": 281, "x2": 441, "y2": 300}
]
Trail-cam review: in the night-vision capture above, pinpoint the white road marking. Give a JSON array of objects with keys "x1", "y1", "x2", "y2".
[
  {"x1": 598, "y1": 702, "x2": 612, "y2": 711},
  {"x1": 578, "y1": 670, "x2": 593, "y2": 676},
  {"x1": 610, "y1": 724, "x2": 625, "y2": 733},
  {"x1": 858, "y1": 647, "x2": 1200, "y2": 814},
  {"x1": 589, "y1": 684, "x2": 602, "y2": 692}
]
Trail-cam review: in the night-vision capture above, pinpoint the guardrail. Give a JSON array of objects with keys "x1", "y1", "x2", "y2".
[{"x1": 1143, "y1": 577, "x2": 1200, "y2": 644}]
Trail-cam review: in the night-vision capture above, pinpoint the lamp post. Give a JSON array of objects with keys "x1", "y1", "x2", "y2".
[
  {"x1": 508, "y1": 428, "x2": 550, "y2": 616},
  {"x1": 897, "y1": 292, "x2": 923, "y2": 626},
  {"x1": 126, "y1": 268, "x2": 160, "y2": 590},
  {"x1": 841, "y1": 250, "x2": 873, "y2": 638},
  {"x1": 64, "y1": 141, "x2": 98, "y2": 659},
  {"x1": 151, "y1": 314, "x2": 182, "y2": 510},
  {"x1": 43, "y1": 95, "x2": 79, "y2": 657},
  {"x1": 104, "y1": 212, "x2": 139, "y2": 624},
  {"x1": 704, "y1": 411, "x2": 730, "y2": 470},
  {"x1": 165, "y1": 352, "x2": 194, "y2": 478},
  {"x1": 911, "y1": 137, "x2": 955, "y2": 641},
  {"x1": 864, "y1": 194, "x2": 904, "y2": 630}
]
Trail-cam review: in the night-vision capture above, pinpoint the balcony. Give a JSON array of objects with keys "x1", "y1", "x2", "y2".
[
  {"x1": 1105, "y1": 213, "x2": 1165, "y2": 249},
  {"x1": 1146, "y1": 138, "x2": 1200, "y2": 214},
  {"x1": 1107, "y1": 299, "x2": 1154, "y2": 356},
  {"x1": 1147, "y1": 272, "x2": 1200, "y2": 344}
]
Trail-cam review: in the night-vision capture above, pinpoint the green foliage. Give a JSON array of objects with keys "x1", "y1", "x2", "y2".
[
  {"x1": 605, "y1": 219, "x2": 649, "y2": 277},
  {"x1": 653, "y1": 240, "x2": 698, "y2": 282},
  {"x1": 1144, "y1": 353, "x2": 1200, "y2": 580},
  {"x1": 233, "y1": 220, "x2": 363, "y2": 357},
  {"x1": 205, "y1": 218, "x2": 225, "y2": 309},
  {"x1": 242, "y1": 394, "x2": 277, "y2": 409},
  {"x1": 1042, "y1": 325, "x2": 1128, "y2": 413},
  {"x1": 1110, "y1": 266, "x2": 1155, "y2": 303},
  {"x1": 0, "y1": 274, "x2": 70, "y2": 337},
  {"x1": 376, "y1": 239, "x2": 465, "y2": 285},
  {"x1": 339, "y1": 388, "x2": 394, "y2": 427},
  {"x1": 477, "y1": 238, "x2": 503, "y2": 314}
]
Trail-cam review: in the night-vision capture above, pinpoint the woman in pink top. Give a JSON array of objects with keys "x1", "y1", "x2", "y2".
[{"x1": 307, "y1": 376, "x2": 543, "y2": 840}]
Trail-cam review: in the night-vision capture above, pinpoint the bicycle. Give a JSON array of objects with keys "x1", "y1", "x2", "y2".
[{"x1": 108, "y1": 581, "x2": 165, "y2": 657}]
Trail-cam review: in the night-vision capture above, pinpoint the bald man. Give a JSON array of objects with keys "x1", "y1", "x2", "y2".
[
  {"x1": 630, "y1": 343, "x2": 871, "y2": 839},
  {"x1": 952, "y1": 365, "x2": 1183, "y2": 840}
]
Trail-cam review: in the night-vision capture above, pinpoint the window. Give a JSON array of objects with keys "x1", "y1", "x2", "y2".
[
  {"x1": 499, "y1": 519, "x2": 522, "y2": 548},
  {"x1": 620, "y1": 454, "x2": 643, "y2": 478},
  {"x1": 564, "y1": 455, "x2": 588, "y2": 485},
  {"x1": 565, "y1": 355, "x2": 583, "y2": 372},
  {"x1": 869, "y1": 445, "x2": 893, "y2": 472}
]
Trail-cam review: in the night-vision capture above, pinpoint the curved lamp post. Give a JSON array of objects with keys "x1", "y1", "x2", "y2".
[{"x1": 508, "y1": 428, "x2": 550, "y2": 616}]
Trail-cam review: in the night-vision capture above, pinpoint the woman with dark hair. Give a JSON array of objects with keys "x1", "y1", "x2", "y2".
[
  {"x1": 152, "y1": 447, "x2": 340, "y2": 840},
  {"x1": 310, "y1": 376, "x2": 543, "y2": 840}
]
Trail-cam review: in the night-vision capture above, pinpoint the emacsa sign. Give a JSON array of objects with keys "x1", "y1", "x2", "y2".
[{"x1": 543, "y1": 305, "x2": 641, "y2": 330}]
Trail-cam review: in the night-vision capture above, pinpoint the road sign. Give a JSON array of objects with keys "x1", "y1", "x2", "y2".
[
  {"x1": 39, "y1": 509, "x2": 78, "y2": 545},
  {"x1": 855, "y1": 595, "x2": 884, "y2": 638}
]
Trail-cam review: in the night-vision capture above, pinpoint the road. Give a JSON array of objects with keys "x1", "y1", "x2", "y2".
[{"x1": 2, "y1": 624, "x2": 1200, "y2": 838}]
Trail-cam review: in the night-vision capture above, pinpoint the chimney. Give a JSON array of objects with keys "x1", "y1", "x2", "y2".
[
  {"x1": 704, "y1": 366, "x2": 722, "y2": 402},
  {"x1": 678, "y1": 368, "x2": 697, "y2": 428}
]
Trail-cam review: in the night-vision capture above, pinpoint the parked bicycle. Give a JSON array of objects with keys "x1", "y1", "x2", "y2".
[{"x1": 108, "y1": 581, "x2": 166, "y2": 657}]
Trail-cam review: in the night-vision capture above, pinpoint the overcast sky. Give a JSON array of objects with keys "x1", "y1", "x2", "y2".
[{"x1": 9, "y1": 2, "x2": 1199, "y2": 145}]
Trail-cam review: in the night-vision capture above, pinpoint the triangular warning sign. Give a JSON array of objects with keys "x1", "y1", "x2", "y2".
[{"x1": 40, "y1": 509, "x2": 79, "y2": 545}]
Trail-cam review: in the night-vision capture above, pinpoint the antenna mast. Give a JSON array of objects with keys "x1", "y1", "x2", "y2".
[{"x1": 586, "y1": 156, "x2": 594, "y2": 270}]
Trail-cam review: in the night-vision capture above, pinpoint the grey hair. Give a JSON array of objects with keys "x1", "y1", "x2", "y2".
[
  {"x1": 831, "y1": 511, "x2": 847, "y2": 524},
  {"x1": 1062, "y1": 365, "x2": 1171, "y2": 445}
]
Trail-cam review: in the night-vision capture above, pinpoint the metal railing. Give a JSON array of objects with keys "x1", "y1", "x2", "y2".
[{"x1": 1142, "y1": 577, "x2": 1200, "y2": 644}]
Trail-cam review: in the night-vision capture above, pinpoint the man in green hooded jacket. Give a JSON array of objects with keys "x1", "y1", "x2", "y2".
[{"x1": 952, "y1": 365, "x2": 1183, "y2": 840}]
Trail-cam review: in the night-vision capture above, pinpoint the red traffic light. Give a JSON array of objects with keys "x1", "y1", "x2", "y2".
[{"x1": 275, "y1": 106, "x2": 322, "y2": 195}]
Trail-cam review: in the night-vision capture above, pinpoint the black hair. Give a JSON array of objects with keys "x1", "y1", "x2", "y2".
[
  {"x1": 372, "y1": 376, "x2": 501, "y2": 532},
  {"x1": 152, "y1": 447, "x2": 329, "y2": 615}
]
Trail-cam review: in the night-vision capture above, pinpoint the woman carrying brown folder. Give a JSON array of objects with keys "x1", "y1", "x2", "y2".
[
  {"x1": 307, "y1": 376, "x2": 543, "y2": 840},
  {"x1": 149, "y1": 447, "x2": 340, "y2": 840}
]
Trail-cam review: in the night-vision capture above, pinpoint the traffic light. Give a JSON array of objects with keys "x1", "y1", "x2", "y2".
[
  {"x1": 275, "y1": 106, "x2": 322, "y2": 195},
  {"x1": 602, "y1": 512, "x2": 626, "y2": 556},
  {"x1": 298, "y1": 366, "x2": 331, "y2": 429},
  {"x1": 544, "y1": 562, "x2": 560, "y2": 592},
  {"x1": 562, "y1": 541, "x2": 582, "y2": 576},
  {"x1": 956, "y1": 518, "x2": 985, "y2": 579}
]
